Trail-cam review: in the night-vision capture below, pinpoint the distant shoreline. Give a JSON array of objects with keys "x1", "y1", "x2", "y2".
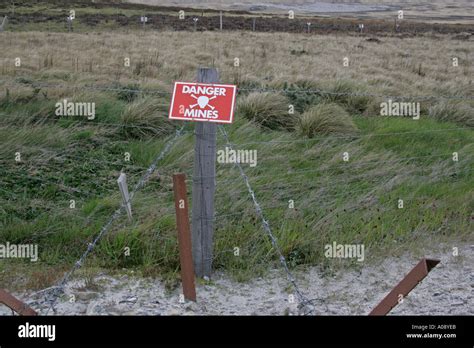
[{"x1": 127, "y1": 0, "x2": 474, "y2": 24}]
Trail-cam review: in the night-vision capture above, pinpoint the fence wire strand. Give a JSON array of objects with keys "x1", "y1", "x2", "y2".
[
  {"x1": 219, "y1": 125, "x2": 316, "y2": 315},
  {"x1": 39, "y1": 125, "x2": 185, "y2": 315},
  {"x1": 1, "y1": 81, "x2": 473, "y2": 101}
]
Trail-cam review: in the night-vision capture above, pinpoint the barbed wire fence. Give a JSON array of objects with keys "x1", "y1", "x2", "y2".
[
  {"x1": 0, "y1": 3, "x2": 472, "y2": 317},
  {"x1": 25, "y1": 125, "x2": 186, "y2": 314},
  {"x1": 218, "y1": 125, "x2": 319, "y2": 315},
  {"x1": 1, "y1": 81, "x2": 473, "y2": 101},
  {"x1": 1, "y1": 5, "x2": 471, "y2": 36},
  {"x1": 0, "y1": 81, "x2": 472, "y2": 315}
]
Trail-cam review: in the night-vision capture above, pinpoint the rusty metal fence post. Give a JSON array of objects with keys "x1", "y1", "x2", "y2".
[
  {"x1": 0, "y1": 289, "x2": 37, "y2": 316},
  {"x1": 173, "y1": 173, "x2": 197, "y2": 301},
  {"x1": 369, "y1": 258, "x2": 440, "y2": 315}
]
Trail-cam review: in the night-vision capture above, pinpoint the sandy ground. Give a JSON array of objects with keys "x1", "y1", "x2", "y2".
[{"x1": 1, "y1": 243, "x2": 471, "y2": 316}]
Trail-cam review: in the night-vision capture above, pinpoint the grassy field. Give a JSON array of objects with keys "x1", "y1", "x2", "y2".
[
  {"x1": 0, "y1": 2, "x2": 473, "y2": 292},
  {"x1": 2, "y1": 1, "x2": 474, "y2": 34}
]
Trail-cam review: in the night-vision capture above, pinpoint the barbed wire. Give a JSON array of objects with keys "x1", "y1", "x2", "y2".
[
  {"x1": 0, "y1": 150, "x2": 193, "y2": 184},
  {"x1": 237, "y1": 87, "x2": 474, "y2": 101},
  {"x1": 219, "y1": 124, "x2": 316, "y2": 315},
  {"x1": 0, "y1": 74, "x2": 471, "y2": 316},
  {"x1": 1, "y1": 80, "x2": 473, "y2": 101},
  {"x1": 0, "y1": 150, "x2": 151, "y2": 172},
  {"x1": 0, "y1": 117, "x2": 191, "y2": 133},
  {"x1": 3, "y1": 7, "x2": 473, "y2": 31},
  {"x1": 220, "y1": 166, "x2": 470, "y2": 211},
  {"x1": 250, "y1": 150, "x2": 451, "y2": 167},
  {"x1": 0, "y1": 81, "x2": 173, "y2": 96},
  {"x1": 223, "y1": 127, "x2": 472, "y2": 147},
  {"x1": 40, "y1": 125, "x2": 185, "y2": 315},
  {"x1": 1, "y1": 8, "x2": 472, "y2": 316},
  {"x1": 0, "y1": 171, "x2": 99, "y2": 197},
  {"x1": 241, "y1": 154, "x2": 464, "y2": 185},
  {"x1": 211, "y1": 147, "x2": 468, "y2": 188},
  {"x1": 197, "y1": 152, "x2": 469, "y2": 191},
  {"x1": 210, "y1": 164, "x2": 470, "y2": 231}
]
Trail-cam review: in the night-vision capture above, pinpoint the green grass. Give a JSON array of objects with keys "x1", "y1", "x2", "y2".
[
  {"x1": 357, "y1": 117, "x2": 472, "y2": 159},
  {"x1": 0, "y1": 88, "x2": 472, "y2": 290},
  {"x1": 0, "y1": 6, "x2": 473, "y2": 289},
  {"x1": 297, "y1": 103, "x2": 358, "y2": 137}
]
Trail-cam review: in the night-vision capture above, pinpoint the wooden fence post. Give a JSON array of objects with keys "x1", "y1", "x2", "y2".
[
  {"x1": 173, "y1": 173, "x2": 196, "y2": 301},
  {"x1": 219, "y1": 11, "x2": 223, "y2": 31},
  {"x1": 117, "y1": 172, "x2": 132, "y2": 221},
  {"x1": 191, "y1": 67, "x2": 218, "y2": 278}
]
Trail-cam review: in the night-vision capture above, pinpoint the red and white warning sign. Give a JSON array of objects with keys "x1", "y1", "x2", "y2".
[{"x1": 169, "y1": 82, "x2": 237, "y2": 124}]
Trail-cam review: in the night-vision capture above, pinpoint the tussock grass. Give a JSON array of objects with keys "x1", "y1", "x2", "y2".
[
  {"x1": 428, "y1": 101, "x2": 474, "y2": 127},
  {"x1": 0, "y1": 28, "x2": 473, "y2": 288},
  {"x1": 121, "y1": 97, "x2": 176, "y2": 138},
  {"x1": 115, "y1": 83, "x2": 142, "y2": 103},
  {"x1": 237, "y1": 92, "x2": 294, "y2": 130},
  {"x1": 281, "y1": 80, "x2": 325, "y2": 113},
  {"x1": 297, "y1": 103, "x2": 358, "y2": 137},
  {"x1": 321, "y1": 80, "x2": 373, "y2": 114},
  {"x1": 0, "y1": 109, "x2": 472, "y2": 287}
]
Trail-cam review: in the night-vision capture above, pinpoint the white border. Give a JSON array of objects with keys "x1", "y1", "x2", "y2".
[{"x1": 168, "y1": 81, "x2": 237, "y2": 124}]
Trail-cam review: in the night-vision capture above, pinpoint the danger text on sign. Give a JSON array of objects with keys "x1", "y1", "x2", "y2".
[{"x1": 169, "y1": 82, "x2": 237, "y2": 124}]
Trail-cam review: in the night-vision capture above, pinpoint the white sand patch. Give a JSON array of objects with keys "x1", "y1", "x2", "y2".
[{"x1": 2, "y1": 244, "x2": 472, "y2": 316}]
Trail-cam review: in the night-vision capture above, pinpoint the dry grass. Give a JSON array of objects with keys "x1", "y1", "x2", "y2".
[
  {"x1": 297, "y1": 103, "x2": 358, "y2": 137},
  {"x1": 121, "y1": 96, "x2": 176, "y2": 138},
  {"x1": 1, "y1": 30, "x2": 472, "y2": 132},
  {"x1": 237, "y1": 92, "x2": 293, "y2": 130},
  {"x1": 0, "y1": 30, "x2": 472, "y2": 103},
  {"x1": 429, "y1": 101, "x2": 474, "y2": 127},
  {"x1": 0, "y1": 27, "x2": 472, "y2": 285}
]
